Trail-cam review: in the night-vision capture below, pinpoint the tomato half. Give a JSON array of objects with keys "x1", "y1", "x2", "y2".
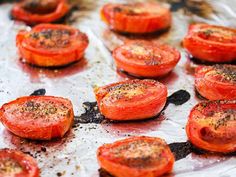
[
  {"x1": 101, "y1": 2, "x2": 171, "y2": 34},
  {"x1": 0, "y1": 149, "x2": 39, "y2": 177},
  {"x1": 97, "y1": 136, "x2": 174, "y2": 177},
  {"x1": 0, "y1": 96, "x2": 74, "y2": 140},
  {"x1": 94, "y1": 79, "x2": 167, "y2": 121},
  {"x1": 113, "y1": 40, "x2": 180, "y2": 78},
  {"x1": 183, "y1": 23, "x2": 236, "y2": 63},
  {"x1": 195, "y1": 64, "x2": 236, "y2": 100},
  {"x1": 16, "y1": 24, "x2": 89, "y2": 67},
  {"x1": 186, "y1": 100, "x2": 236, "y2": 153},
  {"x1": 11, "y1": 0, "x2": 70, "y2": 25}
]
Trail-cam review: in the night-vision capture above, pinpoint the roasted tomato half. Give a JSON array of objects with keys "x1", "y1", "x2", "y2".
[
  {"x1": 0, "y1": 149, "x2": 39, "y2": 177},
  {"x1": 195, "y1": 64, "x2": 236, "y2": 100},
  {"x1": 11, "y1": 0, "x2": 70, "y2": 25},
  {"x1": 0, "y1": 96, "x2": 74, "y2": 140},
  {"x1": 16, "y1": 24, "x2": 89, "y2": 67},
  {"x1": 113, "y1": 40, "x2": 180, "y2": 78},
  {"x1": 94, "y1": 79, "x2": 167, "y2": 121},
  {"x1": 183, "y1": 23, "x2": 236, "y2": 63},
  {"x1": 101, "y1": 2, "x2": 171, "y2": 34},
  {"x1": 97, "y1": 136, "x2": 174, "y2": 177},
  {"x1": 186, "y1": 100, "x2": 236, "y2": 153}
]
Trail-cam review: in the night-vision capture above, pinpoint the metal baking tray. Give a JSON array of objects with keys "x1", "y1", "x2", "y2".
[{"x1": 0, "y1": 0, "x2": 235, "y2": 176}]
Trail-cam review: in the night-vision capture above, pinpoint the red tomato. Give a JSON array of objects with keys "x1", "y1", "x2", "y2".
[
  {"x1": 101, "y1": 2, "x2": 171, "y2": 34},
  {"x1": 0, "y1": 96, "x2": 74, "y2": 140},
  {"x1": 97, "y1": 136, "x2": 174, "y2": 177},
  {"x1": 0, "y1": 149, "x2": 39, "y2": 177},
  {"x1": 113, "y1": 40, "x2": 180, "y2": 78},
  {"x1": 183, "y1": 23, "x2": 236, "y2": 63},
  {"x1": 16, "y1": 24, "x2": 89, "y2": 67},
  {"x1": 186, "y1": 100, "x2": 236, "y2": 153},
  {"x1": 11, "y1": 0, "x2": 70, "y2": 25},
  {"x1": 195, "y1": 65, "x2": 236, "y2": 100},
  {"x1": 94, "y1": 79, "x2": 167, "y2": 121}
]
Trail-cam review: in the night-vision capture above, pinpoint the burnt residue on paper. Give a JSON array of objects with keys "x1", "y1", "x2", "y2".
[
  {"x1": 73, "y1": 102, "x2": 105, "y2": 126},
  {"x1": 163, "y1": 89, "x2": 191, "y2": 110},
  {"x1": 169, "y1": 141, "x2": 236, "y2": 160},
  {"x1": 167, "y1": 90, "x2": 191, "y2": 105},
  {"x1": 168, "y1": 141, "x2": 206, "y2": 160},
  {"x1": 30, "y1": 88, "x2": 46, "y2": 96},
  {"x1": 169, "y1": 141, "x2": 192, "y2": 160},
  {"x1": 160, "y1": 0, "x2": 214, "y2": 18}
]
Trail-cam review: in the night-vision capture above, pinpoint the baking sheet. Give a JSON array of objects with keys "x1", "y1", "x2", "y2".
[{"x1": 0, "y1": 0, "x2": 235, "y2": 176}]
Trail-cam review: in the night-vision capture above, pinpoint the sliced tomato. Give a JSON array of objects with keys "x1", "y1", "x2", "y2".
[
  {"x1": 0, "y1": 149, "x2": 39, "y2": 177},
  {"x1": 186, "y1": 100, "x2": 236, "y2": 153},
  {"x1": 101, "y1": 2, "x2": 171, "y2": 34},
  {"x1": 183, "y1": 23, "x2": 236, "y2": 63},
  {"x1": 97, "y1": 136, "x2": 174, "y2": 177},
  {"x1": 195, "y1": 64, "x2": 236, "y2": 100},
  {"x1": 94, "y1": 79, "x2": 167, "y2": 121},
  {"x1": 0, "y1": 96, "x2": 74, "y2": 140},
  {"x1": 113, "y1": 40, "x2": 180, "y2": 78},
  {"x1": 11, "y1": 0, "x2": 70, "y2": 25},
  {"x1": 16, "y1": 24, "x2": 89, "y2": 67}
]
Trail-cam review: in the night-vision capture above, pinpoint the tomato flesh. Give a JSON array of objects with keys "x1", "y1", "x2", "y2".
[
  {"x1": 0, "y1": 149, "x2": 39, "y2": 177},
  {"x1": 94, "y1": 79, "x2": 167, "y2": 121},
  {"x1": 11, "y1": 0, "x2": 70, "y2": 25},
  {"x1": 183, "y1": 24, "x2": 236, "y2": 63},
  {"x1": 0, "y1": 96, "x2": 74, "y2": 140},
  {"x1": 186, "y1": 100, "x2": 236, "y2": 153},
  {"x1": 101, "y1": 2, "x2": 171, "y2": 34},
  {"x1": 113, "y1": 41, "x2": 180, "y2": 77},
  {"x1": 195, "y1": 64, "x2": 236, "y2": 100},
  {"x1": 16, "y1": 24, "x2": 89, "y2": 67},
  {"x1": 97, "y1": 136, "x2": 174, "y2": 177}
]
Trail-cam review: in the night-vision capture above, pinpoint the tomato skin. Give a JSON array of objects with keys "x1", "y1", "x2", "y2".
[
  {"x1": 97, "y1": 136, "x2": 174, "y2": 177},
  {"x1": 11, "y1": 0, "x2": 70, "y2": 25},
  {"x1": 186, "y1": 100, "x2": 236, "y2": 153},
  {"x1": 0, "y1": 96, "x2": 74, "y2": 140},
  {"x1": 101, "y1": 3, "x2": 171, "y2": 34},
  {"x1": 16, "y1": 24, "x2": 89, "y2": 67},
  {"x1": 195, "y1": 65, "x2": 236, "y2": 100},
  {"x1": 113, "y1": 41, "x2": 180, "y2": 78},
  {"x1": 183, "y1": 24, "x2": 236, "y2": 63},
  {"x1": 0, "y1": 149, "x2": 39, "y2": 177},
  {"x1": 94, "y1": 79, "x2": 167, "y2": 121}
]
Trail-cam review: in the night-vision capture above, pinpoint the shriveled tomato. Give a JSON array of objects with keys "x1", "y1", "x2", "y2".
[
  {"x1": 0, "y1": 149, "x2": 39, "y2": 177},
  {"x1": 101, "y1": 2, "x2": 171, "y2": 34},
  {"x1": 97, "y1": 136, "x2": 174, "y2": 177},
  {"x1": 11, "y1": 0, "x2": 70, "y2": 25},
  {"x1": 113, "y1": 40, "x2": 180, "y2": 78},
  {"x1": 186, "y1": 100, "x2": 236, "y2": 153},
  {"x1": 195, "y1": 64, "x2": 236, "y2": 100},
  {"x1": 16, "y1": 24, "x2": 89, "y2": 67},
  {"x1": 0, "y1": 96, "x2": 74, "y2": 140},
  {"x1": 94, "y1": 79, "x2": 167, "y2": 121},
  {"x1": 183, "y1": 23, "x2": 236, "y2": 63}
]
